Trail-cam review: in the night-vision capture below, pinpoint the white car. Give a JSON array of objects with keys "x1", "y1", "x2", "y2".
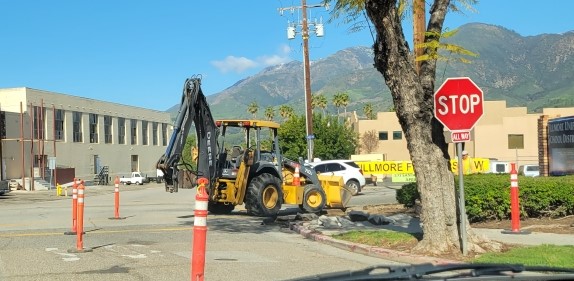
[{"x1": 309, "y1": 160, "x2": 366, "y2": 196}]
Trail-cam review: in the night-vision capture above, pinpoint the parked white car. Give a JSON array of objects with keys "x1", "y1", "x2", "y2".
[
  {"x1": 308, "y1": 160, "x2": 366, "y2": 196},
  {"x1": 519, "y1": 165, "x2": 540, "y2": 177}
]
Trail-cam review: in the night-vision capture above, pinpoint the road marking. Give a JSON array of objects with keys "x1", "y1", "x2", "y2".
[{"x1": 0, "y1": 226, "x2": 192, "y2": 238}]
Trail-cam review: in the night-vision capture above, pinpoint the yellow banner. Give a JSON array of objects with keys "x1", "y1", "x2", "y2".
[
  {"x1": 357, "y1": 158, "x2": 490, "y2": 176},
  {"x1": 450, "y1": 158, "x2": 490, "y2": 174},
  {"x1": 357, "y1": 161, "x2": 414, "y2": 175}
]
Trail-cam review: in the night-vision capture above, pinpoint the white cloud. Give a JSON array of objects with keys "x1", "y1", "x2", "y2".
[
  {"x1": 211, "y1": 56, "x2": 257, "y2": 73},
  {"x1": 211, "y1": 44, "x2": 293, "y2": 74}
]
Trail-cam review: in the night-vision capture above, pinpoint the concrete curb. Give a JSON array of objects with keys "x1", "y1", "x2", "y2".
[{"x1": 290, "y1": 222, "x2": 461, "y2": 265}]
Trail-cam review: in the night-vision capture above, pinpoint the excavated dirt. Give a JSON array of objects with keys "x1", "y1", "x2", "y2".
[{"x1": 358, "y1": 204, "x2": 574, "y2": 235}]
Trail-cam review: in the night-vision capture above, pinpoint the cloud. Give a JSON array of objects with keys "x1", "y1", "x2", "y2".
[
  {"x1": 211, "y1": 56, "x2": 258, "y2": 73},
  {"x1": 211, "y1": 44, "x2": 293, "y2": 74}
]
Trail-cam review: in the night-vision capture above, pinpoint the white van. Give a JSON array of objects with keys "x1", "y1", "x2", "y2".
[
  {"x1": 519, "y1": 165, "x2": 540, "y2": 177},
  {"x1": 488, "y1": 161, "x2": 511, "y2": 174}
]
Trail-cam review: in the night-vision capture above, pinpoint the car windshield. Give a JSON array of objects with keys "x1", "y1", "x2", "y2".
[{"x1": 344, "y1": 161, "x2": 359, "y2": 168}]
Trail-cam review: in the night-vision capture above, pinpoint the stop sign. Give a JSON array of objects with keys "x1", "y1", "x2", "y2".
[{"x1": 434, "y1": 77, "x2": 484, "y2": 131}]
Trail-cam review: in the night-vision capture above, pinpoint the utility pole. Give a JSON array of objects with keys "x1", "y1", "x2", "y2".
[
  {"x1": 413, "y1": 0, "x2": 426, "y2": 74},
  {"x1": 279, "y1": 0, "x2": 326, "y2": 162}
]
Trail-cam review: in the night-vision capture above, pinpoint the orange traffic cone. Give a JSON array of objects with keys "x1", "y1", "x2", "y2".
[{"x1": 293, "y1": 164, "x2": 301, "y2": 186}]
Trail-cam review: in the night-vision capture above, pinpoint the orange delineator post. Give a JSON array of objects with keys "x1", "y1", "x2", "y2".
[
  {"x1": 191, "y1": 177, "x2": 209, "y2": 281},
  {"x1": 114, "y1": 176, "x2": 120, "y2": 219},
  {"x1": 76, "y1": 181, "x2": 85, "y2": 251},
  {"x1": 502, "y1": 163, "x2": 530, "y2": 235},
  {"x1": 64, "y1": 178, "x2": 78, "y2": 235},
  {"x1": 509, "y1": 163, "x2": 521, "y2": 232}
]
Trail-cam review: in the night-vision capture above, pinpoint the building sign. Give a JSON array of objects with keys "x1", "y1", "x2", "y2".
[{"x1": 548, "y1": 116, "x2": 574, "y2": 175}]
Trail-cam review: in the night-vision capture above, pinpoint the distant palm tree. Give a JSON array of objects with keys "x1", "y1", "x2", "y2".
[
  {"x1": 313, "y1": 94, "x2": 328, "y2": 116},
  {"x1": 340, "y1": 92, "x2": 350, "y2": 120},
  {"x1": 264, "y1": 106, "x2": 275, "y2": 121},
  {"x1": 247, "y1": 101, "x2": 259, "y2": 119},
  {"x1": 332, "y1": 93, "x2": 344, "y2": 120},
  {"x1": 278, "y1": 105, "x2": 295, "y2": 120},
  {"x1": 363, "y1": 103, "x2": 375, "y2": 120}
]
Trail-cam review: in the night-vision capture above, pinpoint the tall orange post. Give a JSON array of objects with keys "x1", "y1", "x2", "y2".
[
  {"x1": 109, "y1": 176, "x2": 122, "y2": 220},
  {"x1": 191, "y1": 177, "x2": 209, "y2": 281},
  {"x1": 502, "y1": 163, "x2": 530, "y2": 235},
  {"x1": 76, "y1": 181, "x2": 85, "y2": 250},
  {"x1": 68, "y1": 180, "x2": 92, "y2": 253},
  {"x1": 64, "y1": 178, "x2": 78, "y2": 235}
]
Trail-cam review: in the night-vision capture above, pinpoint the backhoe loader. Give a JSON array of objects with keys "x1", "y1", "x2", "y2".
[{"x1": 156, "y1": 76, "x2": 351, "y2": 216}]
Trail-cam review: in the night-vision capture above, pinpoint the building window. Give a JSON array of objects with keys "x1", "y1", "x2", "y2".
[
  {"x1": 131, "y1": 119, "x2": 137, "y2": 145},
  {"x1": 378, "y1": 131, "x2": 388, "y2": 141},
  {"x1": 73, "y1": 111, "x2": 82, "y2": 142},
  {"x1": 393, "y1": 131, "x2": 402, "y2": 140},
  {"x1": 33, "y1": 106, "x2": 45, "y2": 139},
  {"x1": 55, "y1": 109, "x2": 65, "y2": 141},
  {"x1": 104, "y1": 115, "x2": 112, "y2": 144},
  {"x1": 142, "y1": 120, "x2": 148, "y2": 145},
  {"x1": 0, "y1": 111, "x2": 5, "y2": 139},
  {"x1": 152, "y1": 122, "x2": 158, "y2": 146},
  {"x1": 162, "y1": 123, "x2": 168, "y2": 146},
  {"x1": 89, "y1": 113, "x2": 98, "y2": 143},
  {"x1": 118, "y1": 117, "x2": 126, "y2": 144},
  {"x1": 508, "y1": 134, "x2": 524, "y2": 149}
]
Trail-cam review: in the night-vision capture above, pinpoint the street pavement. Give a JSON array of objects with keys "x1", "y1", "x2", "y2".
[
  {"x1": 1, "y1": 182, "x2": 572, "y2": 280},
  {"x1": 0, "y1": 183, "x2": 404, "y2": 281}
]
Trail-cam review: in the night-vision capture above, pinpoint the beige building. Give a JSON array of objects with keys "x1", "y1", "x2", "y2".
[
  {"x1": 0, "y1": 87, "x2": 172, "y2": 189},
  {"x1": 352, "y1": 100, "x2": 574, "y2": 166}
]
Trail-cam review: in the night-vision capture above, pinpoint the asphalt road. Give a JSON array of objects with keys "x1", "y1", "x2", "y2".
[{"x1": 0, "y1": 183, "x2": 403, "y2": 281}]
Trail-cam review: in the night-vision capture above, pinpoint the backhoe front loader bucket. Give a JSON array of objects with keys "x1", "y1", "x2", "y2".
[{"x1": 317, "y1": 174, "x2": 352, "y2": 209}]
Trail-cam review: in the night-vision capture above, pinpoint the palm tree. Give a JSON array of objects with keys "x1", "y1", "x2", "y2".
[
  {"x1": 264, "y1": 106, "x2": 275, "y2": 121},
  {"x1": 363, "y1": 103, "x2": 375, "y2": 120},
  {"x1": 332, "y1": 93, "x2": 344, "y2": 119},
  {"x1": 313, "y1": 94, "x2": 328, "y2": 116},
  {"x1": 278, "y1": 104, "x2": 295, "y2": 120},
  {"x1": 247, "y1": 101, "x2": 259, "y2": 119},
  {"x1": 340, "y1": 92, "x2": 350, "y2": 119}
]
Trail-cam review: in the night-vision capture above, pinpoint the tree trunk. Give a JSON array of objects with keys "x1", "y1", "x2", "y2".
[{"x1": 365, "y1": 0, "x2": 494, "y2": 255}]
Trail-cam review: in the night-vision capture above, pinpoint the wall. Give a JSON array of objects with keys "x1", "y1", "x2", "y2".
[{"x1": 0, "y1": 87, "x2": 173, "y2": 182}]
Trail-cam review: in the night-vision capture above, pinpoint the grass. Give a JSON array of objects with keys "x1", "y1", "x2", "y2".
[
  {"x1": 332, "y1": 230, "x2": 420, "y2": 248},
  {"x1": 333, "y1": 231, "x2": 574, "y2": 268},
  {"x1": 474, "y1": 245, "x2": 574, "y2": 268}
]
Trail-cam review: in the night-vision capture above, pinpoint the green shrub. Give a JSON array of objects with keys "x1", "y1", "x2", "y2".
[
  {"x1": 395, "y1": 174, "x2": 574, "y2": 222},
  {"x1": 396, "y1": 182, "x2": 419, "y2": 207}
]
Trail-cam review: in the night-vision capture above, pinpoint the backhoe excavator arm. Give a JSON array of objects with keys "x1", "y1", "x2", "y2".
[{"x1": 156, "y1": 76, "x2": 219, "y2": 193}]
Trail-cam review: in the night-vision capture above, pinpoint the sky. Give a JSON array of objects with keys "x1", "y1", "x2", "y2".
[{"x1": 1, "y1": 1, "x2": 573, "y2": 111}]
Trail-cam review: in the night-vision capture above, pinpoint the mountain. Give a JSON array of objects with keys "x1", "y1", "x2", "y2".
[{"x1": 168, "y1": 23, "x2": 574, "y2": 119}]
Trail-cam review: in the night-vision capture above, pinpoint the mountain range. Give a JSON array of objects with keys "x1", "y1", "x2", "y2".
[{"x1": 168, "y1": 23, "x2": 574, "y2": 120}]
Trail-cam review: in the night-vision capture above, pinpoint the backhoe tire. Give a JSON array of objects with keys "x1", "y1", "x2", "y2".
[
  {"x1": 245, "y1": 173, "x2": 283, "y2": 217},
  {"x1": 208, "y1": 202, "x2": 235, "y2": 215},
  {"x1": 298, "y1": 184, "x2": 326, "y2": 214}
]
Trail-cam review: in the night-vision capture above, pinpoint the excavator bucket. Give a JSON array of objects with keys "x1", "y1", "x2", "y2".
[{"x1": 317, "y1": 174, "x2": 352, "y2": 209}]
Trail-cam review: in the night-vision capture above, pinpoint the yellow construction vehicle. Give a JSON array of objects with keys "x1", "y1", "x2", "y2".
[{"x1": 156, "y1": 76, "x2": 351, "y2": 216}]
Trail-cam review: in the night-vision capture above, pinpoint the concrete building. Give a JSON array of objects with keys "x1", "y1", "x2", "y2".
[
  {"x1": 0, "y1": 87, "x2": 172, "y2": 189},
  {"x1": 351, "y1": 100, "x2": 574, "y2": 166}
]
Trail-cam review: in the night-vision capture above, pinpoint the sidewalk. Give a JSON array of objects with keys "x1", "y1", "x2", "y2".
[{"x1": 290, "y1": 212, "x2": 574, "y2": 265}]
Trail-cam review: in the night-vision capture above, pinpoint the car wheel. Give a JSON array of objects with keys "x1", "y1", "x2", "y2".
[{"x1": 346, "y1": 179, "x2": 360, "y2": 196}]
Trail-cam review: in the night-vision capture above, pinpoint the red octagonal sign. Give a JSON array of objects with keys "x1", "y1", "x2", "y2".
[{"x1": 434, "y1": 77, "x2": 484, "y2": 131}]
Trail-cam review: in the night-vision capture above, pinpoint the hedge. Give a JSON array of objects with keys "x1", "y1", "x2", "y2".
[{"x1": 395, "y1": 174, "x2": 574, "y2": 222}]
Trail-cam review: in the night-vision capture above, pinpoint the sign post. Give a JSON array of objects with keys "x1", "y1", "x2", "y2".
[{"x1": 434, "y1": 77, "x2": 484, "y2": 256}]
